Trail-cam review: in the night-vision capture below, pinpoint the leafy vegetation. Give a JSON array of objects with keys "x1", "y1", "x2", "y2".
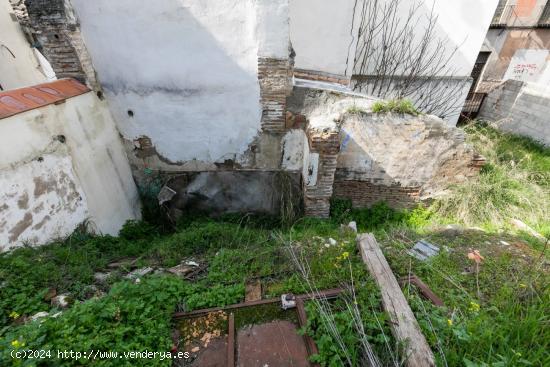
[
  {"x1": 0, "y1": 123, "x2": 548, "y2": 366},
  {"x1": 433, "y1": 122, "x2": 550, "y2": 236},
  {"x1": 371, "y1": 99, "x2": 420, "y2": 115}
]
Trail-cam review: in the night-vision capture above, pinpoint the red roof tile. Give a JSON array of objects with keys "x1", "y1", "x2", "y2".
[{"x1": 0, "y1": 79, "x2": 90, "y2": 120}]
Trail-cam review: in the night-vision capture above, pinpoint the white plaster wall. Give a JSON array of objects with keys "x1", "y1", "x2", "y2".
[
  {"x1": 71, "y1": 0, "x2": 288, "y2": 164},
  {"x1": 289, "y1": 0, "x2": 357, "y2": 76},
  {"x1": 290, "y1": 0, "x2": 498, "y2": 77},
  {"x1": 0, "y1": 92, "x2": 140, "y2": 250},
  {"x1": 504, "y1": 49, "x2": 550, "y2": 82},
  {"x1": 0, "y1": 1, "x2": 50, "y2": 90}
]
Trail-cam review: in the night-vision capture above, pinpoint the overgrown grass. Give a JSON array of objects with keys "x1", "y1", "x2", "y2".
[
  {"x1": 432, "y1": 122, "x2": 550, "y2": 236},
  {"x1": 371, "y1": 99, "x2": 420, "y2": 115},
  {"x1": 0, "y1": 123, "x2": 548, "y2": 366}
]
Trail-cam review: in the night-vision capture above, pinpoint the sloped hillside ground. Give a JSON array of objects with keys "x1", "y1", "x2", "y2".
[{"x1": 0, "y1": 122, "x2": 548, "y2": 366}]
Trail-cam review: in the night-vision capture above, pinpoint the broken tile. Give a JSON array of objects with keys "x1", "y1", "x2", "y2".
[
  {"x1": 408, "y1": 240, "x2": 440, "y2": 261},
  {"x1": 125, "y1": 267, "x2": 154, "y2": 280},
  {"x1": 245, "y1": 280, "x2": 262, "y2": 302},
  {"x1": 51, "y1": 294, "x2": 72, "y2": 309}
]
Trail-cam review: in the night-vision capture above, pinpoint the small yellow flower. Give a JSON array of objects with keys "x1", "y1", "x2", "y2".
[
  {"x1": 341, "y1": 251, "x2": 350, "y2": 260},
  {"x1": 468, "y1": 302, "x2": 480, "y2": 313},
  {"x1": 447, "y1": 319, "x2": 453, "y2": 326},
  {"x1": 11, "y1": 340, "x2": 20, "y2": 348},
  {"x1": 9, "y1": 311, "x2": 20, "y2": 320}
]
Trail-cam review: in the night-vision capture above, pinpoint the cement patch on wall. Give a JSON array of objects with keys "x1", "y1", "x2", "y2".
[{"x1": 0, "y1": 153, "x2": 88, "y2": 250}]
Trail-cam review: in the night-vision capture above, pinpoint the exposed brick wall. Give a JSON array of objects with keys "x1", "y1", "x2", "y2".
[
  {"x1": 303, "y1": 127, "x2": 340, "y2": 217},
  {"x1": 333, "y1": 180, "x2": 421, "y2": 209},
  {"x1": 258, "y1": 58, "x2": 292, "y2": 133},
  {"x1": 25, "y1": 0, "x2": 99, "y2": 90}
]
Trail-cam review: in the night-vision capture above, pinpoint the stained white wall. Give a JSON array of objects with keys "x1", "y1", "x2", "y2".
[
  {"x1": 0, "y1": 92, "x2": 140, "y2": 250},
  {"x1": 71, "y1": 0, "x2": 288, "y2": 164},
  {"x1": 0, "y1": 1, "x2": 53, "y2": 90}
]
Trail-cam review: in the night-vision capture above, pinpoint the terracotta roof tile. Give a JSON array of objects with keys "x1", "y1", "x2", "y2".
[{"x1": 0, "y1": 78, "x2": 90, "y2": 120}]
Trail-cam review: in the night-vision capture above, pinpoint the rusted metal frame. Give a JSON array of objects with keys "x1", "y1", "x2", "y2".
[
  {"x1": 173, "y1": 288, "x2": 344, "y2": 320},
  {"x1": 398, "y1": 274, "x2": 445, "y2": 307},
  {"x1": 295, "y1": 298, "x2": 320, "y2": 367},
  {"x1": 227, "y1": 313, "x2": 235, "y2": 367}
]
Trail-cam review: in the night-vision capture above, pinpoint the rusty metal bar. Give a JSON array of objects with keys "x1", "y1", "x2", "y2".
[
  {"x1": 227, "y1": 313, "x2": 235, "y2": 367},
  {"x1": 295, "y1": 298, "x2": 320, "y2": 367},
  {"x1": 173, "y1": 288, "x2": 344, "y2": 320},
  {"x1": 399, "y1": 275, "x2": 445, "y2": 307}
]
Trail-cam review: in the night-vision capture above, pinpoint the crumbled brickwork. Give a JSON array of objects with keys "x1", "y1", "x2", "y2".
[
  {"x1": 25, "y1": 0, "x2": 99, "y2": 90},
  {"x1": 333, "y1": 180, "x2": 421, "y2": 209},
  {"x1": 9, "y1": 0, "x2": 29, "y2": 24},
  {"x1": 304, "y1": 127, "x2": 340, "y2": 217},
  {"x1": 258, "y1": 58, "x2": 292, "y2": 133}
]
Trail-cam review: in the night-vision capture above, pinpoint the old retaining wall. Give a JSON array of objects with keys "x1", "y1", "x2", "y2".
[
  {"x1": 479, "y1": 79, "x2": 550, "y2": 146},
  {"x1": 0, "y1": 80, "x2": 140, "y2": 250}
]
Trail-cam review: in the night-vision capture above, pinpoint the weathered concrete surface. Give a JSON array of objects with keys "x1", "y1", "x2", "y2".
[
  {"x1": 479, "y1": 80, "x2": 550, "y2": 147},
  {"x1": 162, "y1": 171, "x2": 301, "y2": 217},
  {"x1": 0, "y1": 1, "x2": 52, "y2": 90},
  {"x1": 0, "y1": 153, "x2": 88, "y2": 248},
  {"x1": 337, "y1": 113, "x2": 484, "y2": 203},
  {"x1": 0, "y1": 89, "x2": 140, "y2": 250}
]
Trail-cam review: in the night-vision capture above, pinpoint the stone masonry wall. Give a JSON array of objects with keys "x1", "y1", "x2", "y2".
[{"x1": 479, "y1": 79, "x2": 550, "y2": 146}]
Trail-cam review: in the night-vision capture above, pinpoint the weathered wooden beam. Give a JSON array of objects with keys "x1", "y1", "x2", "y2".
[{"x1": 357, "y1": 233, "x2": 436, "y2": 367}]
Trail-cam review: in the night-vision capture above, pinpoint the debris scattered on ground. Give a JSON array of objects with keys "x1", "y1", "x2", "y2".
[
  {"x1": 340, "y1": 221, "x2": 358, "y2": 234},
  {"x1": 408, "y1": 240, "x2": 440, "y2": 260},
  {"x1": 51, "y1": 294, "x2": 72, "y2": 309},
  {"x1": 158, "y1": 185, "x2": 177, "y2": 205},
  {"x1": 43, "y1": 287, "x2": 56, "y2": 301},
  {"x1": 125, "y1": 267, "x2": 154, "y2": 280},
  {"x1": 181, "y1": 310, "x2": 227, "y2": 351},
  {"x1": 94, "y1": 272, "x2": 112, "y2": 284},
  {"x1": 107, "y1": 258, "x2": 138, "y2": 270},
  {"x1": 245, "y1": 280, "x2": 262, "y2": 302},
  {"x1": 30, "y1": 311, "x2": 49, "y2": 321},
  {"x1": 168, "y1": 263, "x2": 195, "y2": 277},
  {"x1": 281, "y1": 294, "x2": 296, "y2": 310}
]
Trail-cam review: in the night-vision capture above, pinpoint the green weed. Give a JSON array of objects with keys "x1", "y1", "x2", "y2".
[{"x1": 371, "y1": 99, "x2": 420, "y2": 115}]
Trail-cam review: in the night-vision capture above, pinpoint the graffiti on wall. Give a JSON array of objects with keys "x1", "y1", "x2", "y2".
[{"x1": 504, "y1": 49, "x2": 549, "y2": 83}]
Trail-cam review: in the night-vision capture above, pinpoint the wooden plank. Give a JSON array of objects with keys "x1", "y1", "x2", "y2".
[{"x1": 357, "y1": 233, "x2": 436, "y2": 367}]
